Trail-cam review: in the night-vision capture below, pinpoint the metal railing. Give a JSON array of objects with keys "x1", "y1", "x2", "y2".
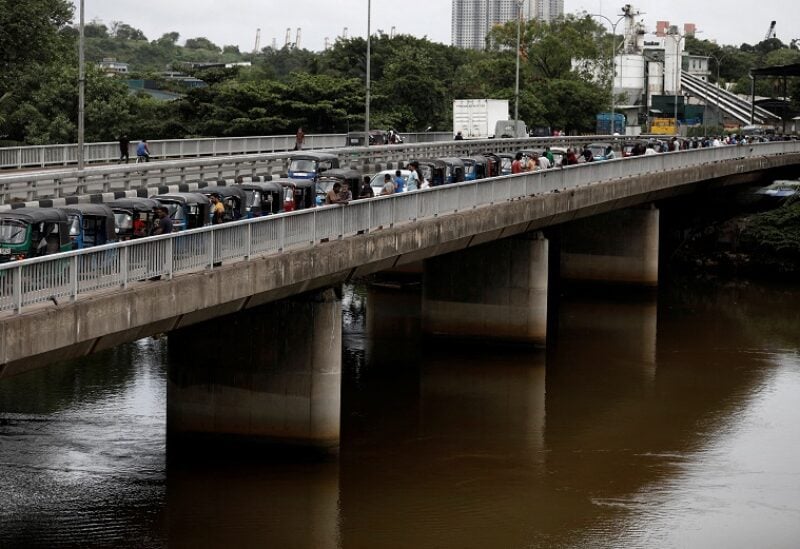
[
  {"x1": 0, "y1": 136, "x2": 619, "y2": 205},
  {"x1": 0, "y1": 132, "x2": 455, "y2": 170},
  {"x1": 1, "y1": 141, "x2": 797, "y2": 315}
]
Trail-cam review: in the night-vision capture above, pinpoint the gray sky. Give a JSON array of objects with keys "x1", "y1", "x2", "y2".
[{"x1": 74, "y1": 1, "x2": 799, "y2": 53}]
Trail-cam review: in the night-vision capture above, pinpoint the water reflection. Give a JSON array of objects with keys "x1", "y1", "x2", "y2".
[{"x1": 0, "y1": 279, "x2": 798, "y2": 548}]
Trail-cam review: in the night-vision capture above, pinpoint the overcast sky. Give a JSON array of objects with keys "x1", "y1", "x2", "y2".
[{"x1": 74, "y1": 0, "x2": 799, "y2": 53}]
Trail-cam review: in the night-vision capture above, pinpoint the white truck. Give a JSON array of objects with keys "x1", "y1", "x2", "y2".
[{"x1": 452, "y1": 99, "x2": 510, "y2": 139}]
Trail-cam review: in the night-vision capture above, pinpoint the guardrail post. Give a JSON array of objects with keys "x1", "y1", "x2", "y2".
[
  {"x1": 70, "y1": 255, "x2": 78, "y2": 301},
  {"x1": 312, "y1": 211, "x2": 317, "y2": 244},
  {"x1": 13, "y1": 265, "x2": 22, "y2": 313},
  {"x1": 278, "y1": 217, "x2": 285, "y2": 251},
  {"x1": 208, "y1": 230, "x2": 215, "y2": 268},
  {"x1": 122, "y1": 246, "x2": 129, "y2": 289},
  {"x1": 246, "y1": 224, "x2": 252, "y2": 259},
  {"x1": 166, "y1": 239, "x2": 174, "y2": 280}
]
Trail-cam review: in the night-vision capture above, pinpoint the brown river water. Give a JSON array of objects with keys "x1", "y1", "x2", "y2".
[{"x1": 0, "y1": 277, "x2": 799, "y2": 548}]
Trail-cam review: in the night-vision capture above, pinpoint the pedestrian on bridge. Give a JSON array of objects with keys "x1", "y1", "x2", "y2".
[
  {"x1": 136, "y1": 139, "x2": 150, "y2": 162},
  {"x1": 295, "y1": 127, "x2": 305, "y2": 150},
  {"x1": 359, "y1": 176, "x2": 374, "y2": 199},
  {"x1": 118, "y1": 135, "x2": 130, "y2": 163}
]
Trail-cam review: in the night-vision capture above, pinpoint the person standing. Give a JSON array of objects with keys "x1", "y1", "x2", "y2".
[
  {"x1": 118, "y1": 135, "x2": 130, "y2": 163},
  {"x1": 454, "y1": 131, "x2": 464, "y2": 140},
  {"x1": 152, "y1": 207, "x2": 173, "y2": 235},
  {"x1": 393, "y1": 170, "x2": 406, "y2": 193},
  {"x1": 210, "y1": 194, "x2": 225, "y2": 224},
  {"x1": 381, "y1": 174, "x2": 395, "y2": 195},
  {"x1": 406, "y1": 162, "x2": 420, "y2": 191},
  {"x1": 359, "y1": 176, "x2": 374, "y2": 199},
  {"x1": 511, "y1": 152, "x2": 523, "y2": 174},
  {"x1": 295, "y1": 127, "x2": 305, "y2": 150},
  {"x1": 325, "y1": 182, "x2": 348, "y2": 205}
]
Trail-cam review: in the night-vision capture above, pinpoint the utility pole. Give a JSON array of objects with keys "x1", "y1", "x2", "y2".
[
  {"x1": 514, "y1": 0, "x2": 523, "y2": 123},
  {"x1": 77, "y1": 0, "x2": 85, "y2": 171},
  {"x1": 591, "y1": 13, "x2": 626, "y2": 134},
  {"x1": 365, "y1": 0, "x2": 371, "y2": 144}
]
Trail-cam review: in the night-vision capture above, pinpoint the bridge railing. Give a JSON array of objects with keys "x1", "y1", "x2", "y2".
[
  {"x1": 1, "y1": 141, "x2": 797, "y2": 314},
  {"x1": 0, "y1": 136, "x2": 619, "y2": 205},
  {"x1": 0, "y1": 132, "x2": 457, "y2": 170}
]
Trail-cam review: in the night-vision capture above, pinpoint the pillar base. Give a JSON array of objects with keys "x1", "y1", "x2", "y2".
[
  {"x1": 422, "y1": 233, "x2": 548, "y2": 345},
  {"x1": 167, "y1": 289, "x2": 341, "y2": 451}
]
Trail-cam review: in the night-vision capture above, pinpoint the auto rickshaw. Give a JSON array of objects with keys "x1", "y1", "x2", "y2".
[
  {"x1": 0, "y1": 208, "x2": 72, "y2": 262},
  {"x1": 497, "y1": 153, "x2": 515, "y2": 176},
  {"x1": 461, "y1": 156, "x2": 489, "y2": 181},
  {"x1": 152, "y1": 192, "x2": 210, "y2": 231},
  {"x1": 438, "y1": 157, "x2": 466, "y2": 185},
  {"x1": 287, "y1": 152, "x2": 340, "y2": 181},
  {"x1": 315, "y1": 168, "x2": 362, "y2": 204},
  {"x1": 198, "y1": 186, "x2": 247, "y2": 222},
  {"x1": 57, "y1": 203, "x2": 117, "y2": 249},
  {"x1": 482, "y1": 153, "x2": 503, "y2": 177},
  {"x1": 239, "y1": 181, "x2": 284, "y2": 217},
  {"x1": 414, "y1": 159, "x2": 446, "y2": 187},
  {"x1": 108, "y1": 198, "x2": 162, "y2": 240},
  {"x1": 275, "y1": 178, "x2": 316, "y2": 212}
]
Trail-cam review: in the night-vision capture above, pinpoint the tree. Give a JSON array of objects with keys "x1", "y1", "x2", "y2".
[
  {"x1": 0, "y1": 0, "x2": 73, "y2": 90},
  {"x1": 110, "y1": 21, "x2": 147, "y2": 41},
  {"x1": 184, "y1": 37, "x2": 221, "y2": 52}
]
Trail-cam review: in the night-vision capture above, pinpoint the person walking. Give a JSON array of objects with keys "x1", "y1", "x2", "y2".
[
  {"x1": 295, "y1": 127, "x2": 305, "y2": 150},
  {"x1": 118, "y1": 135, "x2": 130, "y2": 163},
  {"x1": 511, "y1": 152, "x2": 523, "y2": 174},
  {"x1": 152, "y1": 207, "x2": 173, "y2": 235},
  {"x1": 381, "y1": 174, "x2": 395, "y2": 195},
  {"x1": 210, "y1": 194, "x2": 225, "y2": 224},
  {"x1": 406, "y1": 162, "x2": 420, "y2": 191}
]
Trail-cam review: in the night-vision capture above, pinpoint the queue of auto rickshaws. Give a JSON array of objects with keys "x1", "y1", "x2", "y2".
[{"x1": 0, "y1": 148, "x2": 541, "y2": 263}]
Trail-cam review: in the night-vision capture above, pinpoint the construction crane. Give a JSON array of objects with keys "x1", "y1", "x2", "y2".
[{"x1": 765, "y1": 21, "x2": 776, "y2": 41}]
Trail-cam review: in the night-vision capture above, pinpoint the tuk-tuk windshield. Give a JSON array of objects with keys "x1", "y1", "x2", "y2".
[
  {"x1": 0, "y1": 219, "x2": 27, "y2": 244},
  {"x1": 290, "y1": 159, "x2": 315, "y2": 173},
  {"x1": 67, "y1": 215, "x2": 81, "y2": 237},
  {"x1": 244, "y1": 190, "x2": 260, "y2": 209},
  {"x1": 161, "y1": 202, "x2": 186, "y2": 222},
  {"x1": 114, "y1": 212, "x2": 133, "y2": 232},
  {"x1": 419, "y1": 165, "x2": 433, "y2": 181}
]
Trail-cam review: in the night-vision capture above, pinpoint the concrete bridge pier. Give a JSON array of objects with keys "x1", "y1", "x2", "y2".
[
  {"x1": 167, "y1": 288, "x2": 342, "y2": 452},
  {"x1": 421, "y1": 233, "x2": 549, "y2": 345},
  {"x1": 560, "y1": 206, "x2": 660, "y2": 286}
]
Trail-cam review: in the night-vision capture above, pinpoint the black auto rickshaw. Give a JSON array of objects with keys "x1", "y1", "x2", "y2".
[
  {"x1": 287, "y1": 152, "x2": 340, "y2": 181},
  {"x1": 275, "y1": 178, "x2": 316, "y2": 212},
  {"x1": 439, "y1": 157, "x2": 466, "y2": 185},
  {"x1": 198, "y1": 186, "x2": 247, "y2": 222},
  {"x1": 152, "y1": 192, "x2": 210, "y2": 231},
  {"x1": 497, "y1": 153, "x2": 515, "y2": 176},
  {"x1": 57, "y1": 203, "x2": 117, "y2": 249},
  {"x1": 315, "y1": 168, "x2": 363, "y2": 204},
  {"x1": 482, "y1": 153, "x2": 502, "y2": 177},
  {"x1": 414, "y1": 159, "x2": 446, "y2": 187},
  {"x1": 461, "y1": 156, "x2": 489, "y2": 181},
  {"x1": 108, "y1": 198, "x2": 162, "y2": 240},
  {"x1": 0, "y1": 208, "x2": 72, "y2": 262},
  {"x1": 239, "y1": 181, "x2": 284, "y2": 217}
]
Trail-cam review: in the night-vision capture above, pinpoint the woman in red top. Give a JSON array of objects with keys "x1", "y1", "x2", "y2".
[{"x1": 511, "y1": 152, "x2": 523, "y2": 174}]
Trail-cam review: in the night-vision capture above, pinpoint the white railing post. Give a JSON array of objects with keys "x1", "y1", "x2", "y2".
[
  {"x1": 166, "y1": 238, "x2": 174, "y2": 280},
  {"x1": 70, "y1": 255, "x2": 78, "y2": 301},
  {"x1": 246, "y1": 223, "x2": 252, "y2": 259},
  {"x1": 208, "y1": 230, "x2": 215, "y2": 268},
  {"x1": 122, "y1": 245, "x2": 129, "y2": 289},
  {"x1": 13, "y1": 265, "x2": 22, "y2": 313}
]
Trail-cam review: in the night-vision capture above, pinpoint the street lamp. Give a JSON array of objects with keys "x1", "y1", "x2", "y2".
[
  {"x1": 710, "y1": 53, "x2": 727, "y2": 128},
  {"x1": 365, "y1": 0, "x2": 371, "y2": 145},
  {"x1": 78, "y1": 0, "x2": 85, "y2": 170},
  {"x1": 513, "y1": 0, "x2": 523, "y2": 124},
  {"x1": 590, "y1": 13, "x2": 626, "y2": 133}
]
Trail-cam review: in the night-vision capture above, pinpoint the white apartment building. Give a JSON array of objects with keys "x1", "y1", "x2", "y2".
[{"x1": 452, "y1": 0, "x2": 564, "y2": 50}]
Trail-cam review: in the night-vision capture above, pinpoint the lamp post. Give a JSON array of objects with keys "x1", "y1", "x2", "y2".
[
  {"x1": 590, "y1": 13, "x2": 626, "y2": 134},
  {"x1": 513, "y1": 0, "x2": 523, "y2": 124},
  {"x1": 77, "y1": 0, "x2": 85, "y2": 170},
  {"x1": 668, "y1": 30, "x2": 689, "y2": 135},
  {"x1": 710, "y1": 53, "x2": 726, "y2": 129},
  {"x1": 365, "y1": 0, "x2": 371, "y2": 145}
]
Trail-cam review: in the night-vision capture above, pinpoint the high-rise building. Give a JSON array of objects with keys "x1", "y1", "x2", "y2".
[
  {"x1": 451, "y1": 0, "x2": 563, "y2": 50},
  {"x1": 529, "y1": 0, "x2": 564, "y2": 23}
]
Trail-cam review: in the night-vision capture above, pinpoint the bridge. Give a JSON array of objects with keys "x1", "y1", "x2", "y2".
[{"x1": 1, "y1": 140, "x2": 798, "y2": 450}]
